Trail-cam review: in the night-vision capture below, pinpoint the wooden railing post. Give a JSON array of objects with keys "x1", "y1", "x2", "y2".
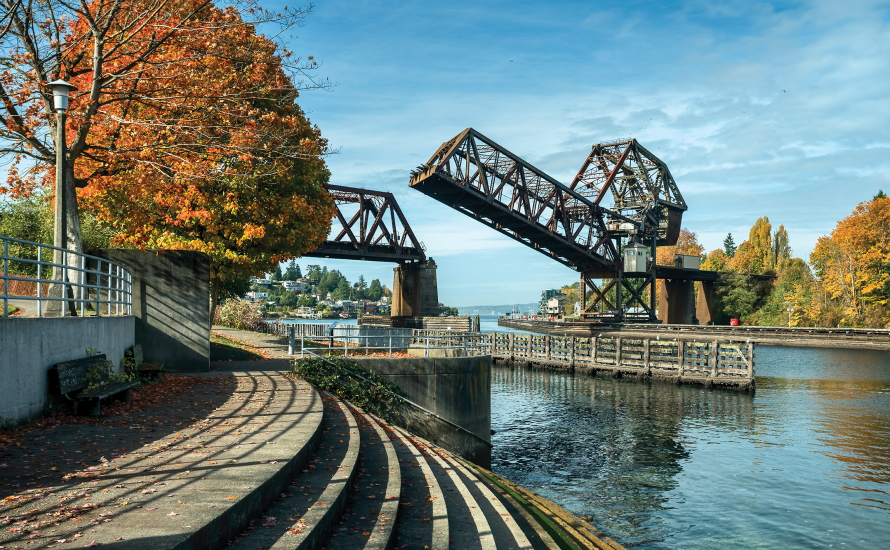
[
  {"x1": 545, "y1": 335, "x2": 551, "y2": 361},
  {"x1": 591, "y1": 337, "x2": 597, "y2": 363},
  {"x1": 677, "y1": 340, "x2": 684, "y2": 371},
  {"x1": 509, "y1": 332, "x2": 515, "y2": 360},
  {"x1": 747, "y1": 341, "x2": 754, "y2": 378},
  {"x1": 711, "y1": 340, "x2": 719, "y2": 377},
  {"x1": 569, "y1": 336, "x2": 575, "y2": 368},
  {"x1": 527, "y1": 334, "x2": 533, "y2": 359},
  {"x1": 643, "y1": 339, "x2": 650, "y2": 372},
  {"x1": 616, "y1": 337, "x2": 622, "y2": 365}
]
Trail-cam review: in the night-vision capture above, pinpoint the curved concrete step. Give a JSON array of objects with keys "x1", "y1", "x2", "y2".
[
  {"x1": 236, "y1": 394, "x2": 360, "y2": 550},
  {"x1": 385, "y1": 425, "x2": 449, "y2": 550},
  {"x1": 411, "y1": 434, "x2": 497, "y2": 550},
  {"x1": 326, "y1": 407, "x2": 401, "y2": 550},
  {"x1": 15, "y1": 371, "x2": 325, "y2": 550},
  {"x1": 436, "y1": 450, "x2": 537, "y2": 549}
]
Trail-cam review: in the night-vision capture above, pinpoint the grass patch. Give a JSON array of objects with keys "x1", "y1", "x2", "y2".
[
  {"x1": 211, "y1": 333, "x2": 266, "y2": 361},
  {"x1": 291, "y1": 356, "x2": 402, "y2": 421},
  {"x1": 5, "y1": 304, "x2": 18, "y2": 315}
]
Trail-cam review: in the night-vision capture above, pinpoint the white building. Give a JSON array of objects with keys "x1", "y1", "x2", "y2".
[
  {"x1": 247, "y1": 291, "x2": 269, "y2": 301},
  {"x1": 543, "y1": 296, "x2": 566, "y2": 315},
  {"x1": 250, "y1": 277, "x2": 272, "y2": 286},
  {"x1": 282, "y1": 280, "x2": 305, "y2": 292}
]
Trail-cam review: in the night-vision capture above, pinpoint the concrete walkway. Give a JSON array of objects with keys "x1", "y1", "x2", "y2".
[
  {"x1": 212, "y1": 325, "x2": 294, "y2": 361},
  {"x1": 1, "y1": 328, "x2": 625, "y2": 550},
  {"x1": 0, "y1": 369, "x2": 323, "y2": 549}
]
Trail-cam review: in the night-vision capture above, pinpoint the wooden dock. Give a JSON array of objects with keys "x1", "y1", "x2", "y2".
[{"x1": 485, "y1": 332, "x2": 755, "y2": 390}]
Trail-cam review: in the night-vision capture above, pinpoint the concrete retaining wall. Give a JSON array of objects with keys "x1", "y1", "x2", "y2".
[
  {"x1": 0, "y1": 316, "x2": 135, "y2": 426},
  {"x1": 95, "y1": 249, "x2": 210, "y2": 371},
  {"x1": 353, "y1": 355, "x2": 492, "y2": 467}
]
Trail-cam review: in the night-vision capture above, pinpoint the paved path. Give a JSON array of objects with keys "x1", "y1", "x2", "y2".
[
  {"x1": 0, "y1": 370, "x2": 323, "y2": 549},
  {"x1": 212, "y1": 325, "x2": 294, "y2": 361},
  {"x1": 1, "y1": 327, "x2": 625, "y2": 550}
]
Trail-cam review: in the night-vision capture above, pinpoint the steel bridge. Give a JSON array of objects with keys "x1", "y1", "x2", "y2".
[
  {"x1": 409, "y1": 128, "x2": 697, "y2": 323},
  {"x1": 303, "y1": 184, "x2": 426, "y2": 263},
  {"x1": 302, "y1": 184, "x2": 438, "y2": 317}
]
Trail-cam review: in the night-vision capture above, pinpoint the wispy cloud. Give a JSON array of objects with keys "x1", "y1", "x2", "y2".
[{"x1": 282, "y1": 0, "x2": 890, "y2": 305}]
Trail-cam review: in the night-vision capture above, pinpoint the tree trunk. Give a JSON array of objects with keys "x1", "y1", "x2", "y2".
[{"x1": 209, "y1": 276, "x2": 220, "y2": 325}]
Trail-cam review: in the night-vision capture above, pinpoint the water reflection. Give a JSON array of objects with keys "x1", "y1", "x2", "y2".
[{"x1": 491, "y1": 346, "x2": 890, "y2": 548}]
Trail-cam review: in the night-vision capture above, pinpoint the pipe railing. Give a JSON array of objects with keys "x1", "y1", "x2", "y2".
[
  {"x1": 291, "y1": 326, "x2": 490, "y2": 358},
  {"x1": 1, "y1": 235, "x2": 132, "y2": 318}
]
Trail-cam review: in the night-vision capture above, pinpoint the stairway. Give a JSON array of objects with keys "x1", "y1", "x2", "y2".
[{"x1": 229, "y1": 385, "x2": 589, "y2": 550}]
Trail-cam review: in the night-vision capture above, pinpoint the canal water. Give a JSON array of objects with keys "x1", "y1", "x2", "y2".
[{"x1": 490, "y1": 346, "x2": 890, "y2": 548}]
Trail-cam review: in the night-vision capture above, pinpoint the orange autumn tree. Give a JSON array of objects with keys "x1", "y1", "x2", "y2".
[
  {"x1": 810, "y1": 193, "x2": 890, "y2": 327},
  {"x1": 656, "y1": 228, "x2": 704, "y2": 265},
  {"x1": 0, "y1": 1, "x2": 334, "y2": 310}
]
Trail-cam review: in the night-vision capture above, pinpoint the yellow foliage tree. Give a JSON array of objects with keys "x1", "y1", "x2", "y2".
[{"x1": 810, "y1": 194, "x2": 890, "y2": 326}]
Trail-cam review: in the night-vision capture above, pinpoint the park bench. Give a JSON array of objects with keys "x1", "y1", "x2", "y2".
[{"x1": 49, "y1": 354, "x2": 140, "y2": 416}]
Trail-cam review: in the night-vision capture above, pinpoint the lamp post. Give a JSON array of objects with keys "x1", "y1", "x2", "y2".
[{"x1": 47, "y1": 79, "x2": 76, "y2": 253}]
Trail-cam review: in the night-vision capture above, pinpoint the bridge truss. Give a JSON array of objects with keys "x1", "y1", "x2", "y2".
[
  {"x1": 304, "y1": 184, "x2": 426, "y2": 263},
  {"x1": 409, "y1": 128, "x2": 688, "y2": 323}
]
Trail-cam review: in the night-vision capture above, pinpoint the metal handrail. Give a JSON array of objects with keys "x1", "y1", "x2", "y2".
[
  {"x1": 1, "y1": 235, "x2": 132, "y2": 318},
  {"x1": 290, "y1": 327, "x2": 491, "y2": 358}
]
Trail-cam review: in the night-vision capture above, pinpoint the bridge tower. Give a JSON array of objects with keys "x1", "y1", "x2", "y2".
[{"x1": 391, "y1": 258, "x2": 439, "y2": 317}]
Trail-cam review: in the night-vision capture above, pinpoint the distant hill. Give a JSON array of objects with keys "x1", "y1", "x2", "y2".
[{"x1": 456, "y1": 302, "x2": 539, "y2": 315}]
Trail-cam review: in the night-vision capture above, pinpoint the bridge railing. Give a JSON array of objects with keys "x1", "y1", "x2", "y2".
[{"x1": 1, "y1": 235, "x2": 132, "y2": 318}]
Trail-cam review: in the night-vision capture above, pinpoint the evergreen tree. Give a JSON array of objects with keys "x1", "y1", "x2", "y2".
[
  {"x1": 332, "y1": 278, "x2": 352, "y2": 300},
  {"x1": 271, "y1": 265, "x2": 283, "y2": 281},
  {"x1": 723, "y1": 233, "x2": 737, "y2": 257},
  {"x1": 283, "y1": 259, "x2": 301, "y2": 281},
  {"x1": 367, "y1": 279, "x2": 383, "y2": 301},
  {"x1": 876, "y1": 190, "x2": 887, "y2": 200}
]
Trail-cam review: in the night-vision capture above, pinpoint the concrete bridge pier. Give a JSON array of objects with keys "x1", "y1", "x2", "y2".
[
  {"x1": 657, "y1": 279, "x2": 700, "y2": 325},
  {"x1": 391, "y1": 258, "x2": 439, "y2": 317}
]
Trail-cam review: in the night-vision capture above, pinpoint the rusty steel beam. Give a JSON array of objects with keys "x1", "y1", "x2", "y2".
[
  {"x1": 570, "y1": 139, "x2": 687, "y2": 246},
  {"x1": 409, "y1": 128, "x2": 628, "y2": 272},
  {"x1": 304, "y1": 184, "x2": 426, "y2": 263}
]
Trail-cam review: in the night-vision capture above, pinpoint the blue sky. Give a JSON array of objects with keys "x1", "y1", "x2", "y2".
[{"x1": 269, "y1": 0, "x2": 890, "y2": 307}]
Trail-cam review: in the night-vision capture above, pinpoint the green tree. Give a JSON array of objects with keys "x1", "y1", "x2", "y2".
[
  {"x1": 284, "y1": 260, "x2": 302, "y2": 281},
  {"x1": 715, "y1": 272, "x2": 761, "y2": 322},
  {"x1": 876, "y1": 190, "x2": 887, "y2": 200},
  {"x1": 218, "y1": 277, "x2": 252, "y2": 305},
  {"x1": 367, "y1": 279, "x2": 383, "y2": 301},
  {"x1": 305, "y1": 264, "x2": 323, "y2": 283},
  {"x1": 297, "y1": 294, "x2": 317, "y2": 308},
  {"x1": 279, "y1": 290, "x2": 300, "y2": 309},
  {"x1": 332, "y1": 278, "x2": 352, "y2": 300},
  {"x1": 723, "y1": 233, "x2": 737, "y2": 257},
  {"x1": 0, "y1": 194, "x2": 116, "y2": 276},
  {"x1": 271, "y1": 265, "x2": 283, "y2": 281}
]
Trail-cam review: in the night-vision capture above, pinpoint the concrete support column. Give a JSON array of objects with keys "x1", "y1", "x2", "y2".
[
  {"x1": 391, "y1": 258, "x2": 439, "y2": 317},
  {"x1": 657, "y1": 279, "x2": 698, "y2": 325},
  {"x1": 696, "y1": 281, "x2": 717, "y2": 325}
]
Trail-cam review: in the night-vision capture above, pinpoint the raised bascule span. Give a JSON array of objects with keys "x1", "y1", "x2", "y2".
[{"x1": 409, "y1": 128, "x2": 695, "y2": 323}]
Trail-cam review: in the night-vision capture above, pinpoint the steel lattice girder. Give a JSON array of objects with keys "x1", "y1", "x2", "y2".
[
  {"x1": 409, "y1": 128, "x2": 644, "y2": 272},
  {"x1": 304, "y1": 184, "x2": 426, "y2": 263},
  {"x1": 569, "y1": 140, "x2": 686, "y2": 246}
]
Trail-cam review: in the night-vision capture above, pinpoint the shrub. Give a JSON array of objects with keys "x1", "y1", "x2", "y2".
[
  {"x1": 290, "y1": 357, "x2": 401, "y2": 421},
  {"x1": 214, "y1": 299, "x2": 265, "y2": 330}
]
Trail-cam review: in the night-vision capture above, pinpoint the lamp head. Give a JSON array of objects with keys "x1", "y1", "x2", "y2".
[{"x1": 47, "y1": 79, "x2": 77, "y2": 111}]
